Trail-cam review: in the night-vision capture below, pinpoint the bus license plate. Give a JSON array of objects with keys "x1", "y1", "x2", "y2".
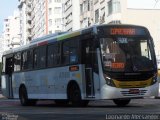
[{"x1": 129, "y1": 89, "x2": 140, "y2": 94}]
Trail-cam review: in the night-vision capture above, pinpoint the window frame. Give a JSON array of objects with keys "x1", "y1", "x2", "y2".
[
  {"x1": 47, "y1": 42, "x2": 61, "y2": 67},
  {"x1": 62, "y1": 38, "x2": 80, "y2": 66}
]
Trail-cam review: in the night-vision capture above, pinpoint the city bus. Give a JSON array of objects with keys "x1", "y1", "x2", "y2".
[{"x1": 1, "y1": 24, "x2": 159, "y2": 107}]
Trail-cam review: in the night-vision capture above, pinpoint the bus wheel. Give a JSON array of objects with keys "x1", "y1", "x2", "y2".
[
  {"x1": 19, "y1": 86, "x2": 36, "y2": 106},
  {"x1": 68, "y1": 84, "x2": 89, "y2": 107},
  {"x1": 113, "y1": 99, "x2": 131, "y2": 107},
  {"x1": 54, "y1": 100, "x2": 69, "y2": 106}
]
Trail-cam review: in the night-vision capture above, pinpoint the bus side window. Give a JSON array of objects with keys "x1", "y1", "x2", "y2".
[
  {"x1": 62, "y1": 41, "x2": 70, "y2": 65},
  {"x1": 22, "y1": 51, "x2": 28, "y2": 70},
  {"x1": 47, "y1": 43, "x2": 60, "y2": 67},
  {"x1": 2, "y1": 56, "x2": 6, "y2": 73},
  {"x1": 39, "y1": 46, "x2": 46, "y2": 68},
  {"x1": 21, "y1": 50, "x2": 33, "y2": 70},
  {"x1": 27, "y1": 50, "x2": 33, "y2": 69},
  {"x1": 62, "y1": 39, "x2": 78, "y2": 65},
  {"x1": 33, "y1": 48, "x2": 39, "y2": 69},
  {"x1": 33, "y1": 46, "x2": 46, "y2": 69},
  {"x1": 69, "y1": 40, "x2": 78, "y2": 64},
  {"x1": 14, "y1": 52, "x2": 21, "y2": 72}
]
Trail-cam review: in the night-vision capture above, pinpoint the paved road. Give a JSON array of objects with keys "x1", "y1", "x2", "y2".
[{"x1": 0, "y1": 97, "x2": 160, "y2": 120}]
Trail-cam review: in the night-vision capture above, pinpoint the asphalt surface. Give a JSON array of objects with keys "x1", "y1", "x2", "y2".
[{"x1": 0, "y1": 96, "x2": 160, "y2": 120}]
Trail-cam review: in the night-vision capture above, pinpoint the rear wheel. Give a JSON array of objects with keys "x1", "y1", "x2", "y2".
[
  {"x1": 113, "y1": 99, "x2": 131, "y2": 107},
  {"x1": 68, "y1": 84, "x2": 89, "y2": 107},
  {"x1": 19, "y1": 86, "x2": 37, "y2": 106}
]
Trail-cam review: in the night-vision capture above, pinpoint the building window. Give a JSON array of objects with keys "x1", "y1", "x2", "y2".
[
  {"x1": 49, "y1": 19, "x2": 52, "y2": 26},
  {"x1": 80, "y1": 4, "x2": 83, "y2": 14},
  {"x1": 55, "y1": 18, "x2": 61, "y2": 26},
  {"x1": 54, "y1": 0, "x2": 61, "y2": 2},
  {"x1": 54, "y1": 7, "x2": 61, "y2": 14},
  {"x1": 82, "y1": 18, "x2": 88, "y2": 28},
  {"x1": 49, "y1": 31, "x2": 52, "y2": 34},
  {"x1": 100, "y1": 7, "x2": 105, "y2": 24},
  {"x1": 65, "y1": 13, "x2": 72, "y2": 25},
  {"x1": 68, "y1": 28, "x2": 72, "y2": 32},
  {"x1": 49, "y1": 0, "x2": 52, "y2": 3},
  {"x1": 94, "y1": 0, "x2": 99, "y2": 4},
  {"x1": 49, "y1": 8, "x2": 52, "y2": 15},
  {"x1": 88, "y1": 0, "x2": 90, "y2": 11},
  {"x1": 108, "y1": 0, "x2": 121, "y2": 16},
  {"x1": 84, "y1": 0, "x2": 88, "y2": 12},
  {"x1": 65, "y1": 0, "x2": 72, "y2": 11},
  {"x1": 95, "y1": 9, "x2": 99, "y2": 23},
  {"x1": 55, "y1": 30, "x2": 61, "y2": 33}
]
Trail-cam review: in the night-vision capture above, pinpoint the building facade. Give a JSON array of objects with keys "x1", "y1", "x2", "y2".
[
  {"x1": 104, "y1": 0, "x2": 160, "y2": 55},
  {"x1": 17, "y1": 0, "x2": 160, "y2": 54},
  {"x1": 3, "y1": 10, "x2": 20, "y2": 50},
  {"x1": 78, "y1": 0, "x2": 160, "y2": 55},
  {"x1": 18, "y1": 0, "x2": 32, "y2": 45},
  {"x1": 63, "y1": 0, "x2": 80, "y2": 31},
  {"x1": 18, "y1": 0, "x2": 63, "y2": 44}
]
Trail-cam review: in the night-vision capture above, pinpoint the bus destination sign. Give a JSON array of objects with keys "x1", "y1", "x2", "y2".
[{"x1": 111, "y1": 28, "x2": 136, "y2": 35}]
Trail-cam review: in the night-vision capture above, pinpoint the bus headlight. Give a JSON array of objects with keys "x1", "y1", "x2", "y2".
[
  {"x1": 104, "y1": 74, "x2": 116, "y2": 87},
  {"x1": 151, "y1": 74, "x2": 157, "y2": 85}
]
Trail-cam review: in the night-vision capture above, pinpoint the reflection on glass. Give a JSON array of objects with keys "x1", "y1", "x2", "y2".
[{"x1": 100, "y1": 37, "x2": 154, "y2": 72}]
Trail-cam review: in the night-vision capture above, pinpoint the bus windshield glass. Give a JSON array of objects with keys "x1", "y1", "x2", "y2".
[{"x1": 100, "y1": 37, "x2": 155, "y2": 72}]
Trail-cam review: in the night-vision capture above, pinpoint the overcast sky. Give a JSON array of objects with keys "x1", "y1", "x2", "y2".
[{"x1": 0, "y1": 0, "x2": 160, "y2": 34}]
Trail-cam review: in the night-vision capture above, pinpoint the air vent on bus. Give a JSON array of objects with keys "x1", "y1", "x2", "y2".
[{"x1": 120, "y1": 90, "x2": 147, "y2": 96}]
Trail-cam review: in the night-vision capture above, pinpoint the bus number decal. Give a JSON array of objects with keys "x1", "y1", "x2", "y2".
[{"x1": 69, "y1": 66, "x2": 79, "y2": 71}]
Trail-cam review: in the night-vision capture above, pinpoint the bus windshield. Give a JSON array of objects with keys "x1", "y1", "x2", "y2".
[{"x1": 100, "y1": 37, "x2": 155, "y2": 72}]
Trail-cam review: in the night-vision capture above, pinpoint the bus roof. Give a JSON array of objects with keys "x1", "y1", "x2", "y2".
[{"x1": 2, "y1": 24, "x2": 149, "y2": 56}]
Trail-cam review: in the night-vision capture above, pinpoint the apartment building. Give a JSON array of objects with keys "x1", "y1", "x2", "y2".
[
  {"x1": 79, "y1": 0, "x2": 160, "y2": 55},
  {"x1": 18, "y1": 0, "x2": 63, "y2": 44},
  {"x1": 3, "y1": 10, "x2": 20, "y2": 50},
  {"x1": 109, "y1": 0, "x2": 160, "y2": 55},
  {"x1": 80, "y1": 0, "x2": 93, "y2": 28},
  {"x1": 48, "y1": 0, "x2": 63, "y2": 34},
  {"x1": 18, "y1": 0, "x2": 32, "y2": 45},
  {"x1": 63, "y1": 0, "x2": 80, "y2": 31}
]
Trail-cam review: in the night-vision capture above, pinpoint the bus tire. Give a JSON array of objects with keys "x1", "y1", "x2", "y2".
[
  {"x1": 19, "y1": 86, "x2": 37, "y2": 106},
  {"x1": 68, "y1": 83, "x2": 89, "y2": 107},
  {"x1": 113, "y1": 99, "x2": 131, "y2": 107}
]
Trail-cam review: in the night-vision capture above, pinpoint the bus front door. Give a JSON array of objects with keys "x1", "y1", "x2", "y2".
[
  {"x1": 82, "y1": 40, "x2": 95, "y2": 98},
  {"x1": 1, "y1": 56, "x2": 13, "y2": 98}
]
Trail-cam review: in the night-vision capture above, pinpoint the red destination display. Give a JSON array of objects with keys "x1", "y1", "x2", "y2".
[{"x1": 110, "y1": 28, "x2": 136, "y2": 35}]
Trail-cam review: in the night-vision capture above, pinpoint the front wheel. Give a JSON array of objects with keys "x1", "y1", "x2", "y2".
[
  {"x1": 68, "y1": 84, "x2": 89, "y2": 107},
  {"x1": 113, "y1": 99, "x2": 131, "y2": 107}
]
